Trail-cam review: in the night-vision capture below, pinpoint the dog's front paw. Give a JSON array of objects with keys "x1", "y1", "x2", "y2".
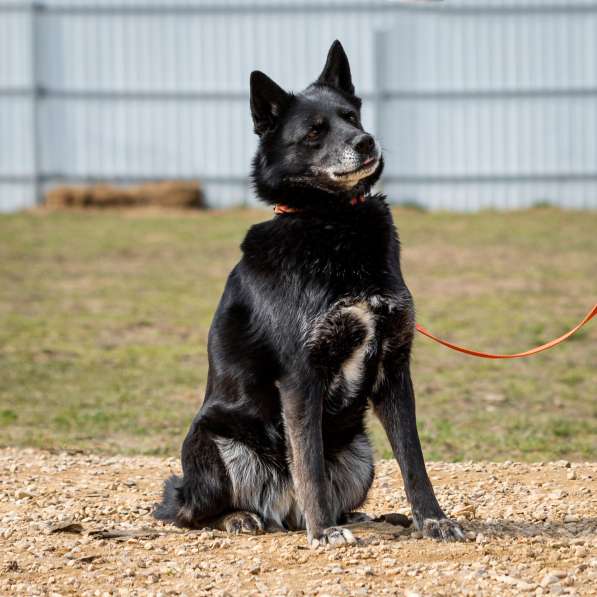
[
  {"x1": 309, "y1": 526, "x2": 357, "y2": 548},
  {"x1": 420, "y1": 517, "x2": 465, "y2": 542}
]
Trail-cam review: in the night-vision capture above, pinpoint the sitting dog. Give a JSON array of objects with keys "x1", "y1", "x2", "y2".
[{"x1": 154, "y1": 40, "x2": 465, "y2": 546}]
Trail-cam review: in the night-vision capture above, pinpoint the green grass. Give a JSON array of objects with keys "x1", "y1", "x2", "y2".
[{"x1": 0, "y1": 207, "x2": 595, "y2": 461}]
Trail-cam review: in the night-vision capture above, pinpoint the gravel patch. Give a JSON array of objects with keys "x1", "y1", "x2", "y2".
[{"x1": 0, "y1": 448, "x2": 595, "y2": 596}]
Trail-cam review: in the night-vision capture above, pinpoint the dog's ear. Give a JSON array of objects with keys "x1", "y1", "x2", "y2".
[
  {"x1": 317, "y1": 40, "x2": 355, "y2": 96},
  {"x1": 250, "y1": 71, "x2": 291, "y2": 136}
]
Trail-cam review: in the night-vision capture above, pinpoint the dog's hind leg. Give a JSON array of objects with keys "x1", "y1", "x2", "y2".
[
  {"x1": 213, "y1": 511, "x2": 265, "y2": 535},
  {"x1": 154, "y1": 419, "x2": 232, "y2": 529},
  {"x1": 372, "y1": 362, "x2": 465, "y2": 542}
]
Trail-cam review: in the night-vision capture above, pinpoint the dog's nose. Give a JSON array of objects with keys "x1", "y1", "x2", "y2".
[{"x1": 353, "y1": 134, "x2": 375, "y2": 155}]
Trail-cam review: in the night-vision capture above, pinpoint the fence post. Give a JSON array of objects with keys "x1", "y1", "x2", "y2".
[
  {"x1": 373, "y1": 28, "x2": 387, "y2": 195},
  {"x1": 29, "y1": 1, "x2": 42, "y2": 204}
]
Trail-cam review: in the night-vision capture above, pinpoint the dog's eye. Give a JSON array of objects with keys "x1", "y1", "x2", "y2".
[{"x1": 342, "y1": 111, "x2": 358, "y2": 125}]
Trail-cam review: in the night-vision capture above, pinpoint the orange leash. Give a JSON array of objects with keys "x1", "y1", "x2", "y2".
[{"x1": 415, "y1": 302, "x2": 597, "y2": 359}]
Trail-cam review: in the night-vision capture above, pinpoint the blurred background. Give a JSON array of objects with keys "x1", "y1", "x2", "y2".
[
  {"x1": 0, "y1": 0, "x2": 595, "y2": 462},
  {"x1": 1, "y1": 0, "x2": 597, "y2": 211}
]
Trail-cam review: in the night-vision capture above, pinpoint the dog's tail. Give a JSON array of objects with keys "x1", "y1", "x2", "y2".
[{"x1": 153, "y1": 475, "x2": 195, "y2": 527}]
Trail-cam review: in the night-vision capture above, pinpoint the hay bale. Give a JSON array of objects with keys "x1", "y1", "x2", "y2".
[
  {"x1": 45, "y1": 181, "x2": 205, "y2": 209},
  {"x1": 45, "y1": 186, "x2": 89, "y2": 208}
]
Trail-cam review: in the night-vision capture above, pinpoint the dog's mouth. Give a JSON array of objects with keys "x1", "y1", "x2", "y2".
[{"x1": 332, "y1": 157, "x2": 379, "y2": 180}]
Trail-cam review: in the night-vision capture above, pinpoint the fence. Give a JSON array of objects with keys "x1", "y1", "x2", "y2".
[{"x1": 1, "y1": 0, "x2": 596, "y2": 211}]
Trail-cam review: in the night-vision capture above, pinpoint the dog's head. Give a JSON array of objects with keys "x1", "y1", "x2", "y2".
[{"x1": 250, "y1": 40, "x2": 383, "y2": 207}]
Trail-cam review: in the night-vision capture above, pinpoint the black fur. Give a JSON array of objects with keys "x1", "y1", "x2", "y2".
[{"x1": 154, "y1": 41, "x2": 465, "y2": 545}]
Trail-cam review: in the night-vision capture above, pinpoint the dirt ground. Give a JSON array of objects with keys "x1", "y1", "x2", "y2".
[{"x1": 0, "y1": 449, "x2": 595, "y2": 597}]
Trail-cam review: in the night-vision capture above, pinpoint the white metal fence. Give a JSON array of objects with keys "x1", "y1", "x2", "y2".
[{"x1": 1, "y1": 0, "x2": 596, "y2": 211}]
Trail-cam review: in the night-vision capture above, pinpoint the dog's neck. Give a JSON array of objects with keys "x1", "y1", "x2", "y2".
[{"x1": 273, "y1": 194, "x2": 366, "y2": 215}]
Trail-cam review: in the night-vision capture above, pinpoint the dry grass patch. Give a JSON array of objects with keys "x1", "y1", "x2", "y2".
[{"x1": 0, "y1": 207, "x2": 595, "y2": 460}]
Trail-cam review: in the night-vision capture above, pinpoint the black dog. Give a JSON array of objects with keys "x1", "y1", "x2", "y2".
[{"x1": 155, "y1": 41, "x2": 465, "y2": 546}]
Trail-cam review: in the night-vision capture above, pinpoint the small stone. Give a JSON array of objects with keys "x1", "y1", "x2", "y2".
[
  {"x1": 14, "y1": 488, "x2": 35, "y2": 499},
  {"x1": 567, "y1": 470, "x2": 577, "y2": 480},
  {"x1": 496, "y1": 575, "x2": 520, "y2": 586},
  {"x1": 452, "y1": 503, "x2": 476, "y2": 519},
  {"x1": 541, "y1": 574, "x2": 560, "y2": 587}
]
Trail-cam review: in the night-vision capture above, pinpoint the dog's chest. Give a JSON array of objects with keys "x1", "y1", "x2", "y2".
[{"x1": 307, "y1": 295, "x2": 404, "y2": 402}]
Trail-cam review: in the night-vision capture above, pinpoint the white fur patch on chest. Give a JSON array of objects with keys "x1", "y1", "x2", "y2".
[
  {"x1": 214, "y1": 436, "x2": 295, "y2": 529},
  {"x1": 336, "y1": 302, "x2": 376, "y2": 396}
]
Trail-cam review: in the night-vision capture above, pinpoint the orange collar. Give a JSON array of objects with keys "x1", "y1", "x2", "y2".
[
  {"x1": 273, "y1": 194, "x2": 366, "y2": 215},
  {"x1": 273, "y1": 204, "x2": 301, "y2": 215}
]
